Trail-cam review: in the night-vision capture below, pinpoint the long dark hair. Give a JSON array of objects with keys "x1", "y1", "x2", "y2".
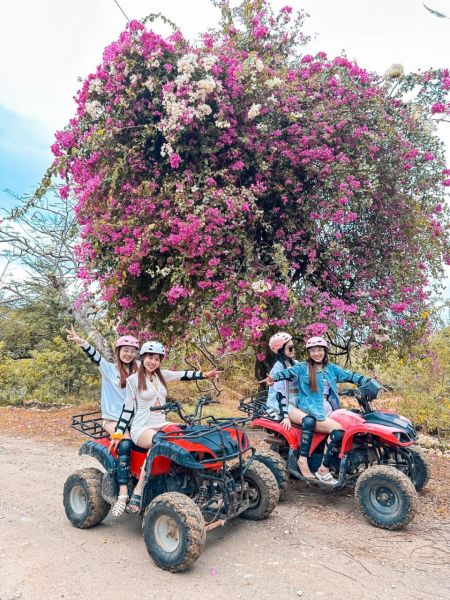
[
  {"x1": 137, "y1": 355, "x2": 167, "y2": 392},
  {"x1": 277, "y1": 348, "x2": 294, "y2": 369},
  {"x1": 115, "y1": 348, "x2": 138, "y2": 389},
  {"x1": 307, "y1": 349, "x2": 329, "y2": 392}
]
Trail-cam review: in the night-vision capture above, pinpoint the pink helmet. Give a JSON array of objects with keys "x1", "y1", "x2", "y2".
[
  {"x1": 305, "y1": 336, "x2": 328, "y2": 349},
  {"x1": 269, "y1": 332, "x2": 293, "y2": 354},
  {"x1": 115, "y1": 335, "x2": 140, "y2": 350}
]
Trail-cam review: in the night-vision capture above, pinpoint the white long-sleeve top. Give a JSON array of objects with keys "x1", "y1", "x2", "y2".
[
  {"x1": 116, "y1": 369, "x2": 205, "y2": 444},
  {"x1": 81, "y1": 342, "x2": 127, "y2": 421},
  {"x1": 266, "y1": 358, "x2": 299, "y2": 418}
]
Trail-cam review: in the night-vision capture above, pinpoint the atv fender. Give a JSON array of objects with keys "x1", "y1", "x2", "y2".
[
  {"x1": 250, "y1": 417, "x2": 300, "y2": 449},
  {"x1": 79, "y1": 440, "x2": 117, "y2": 473},
  {"x1": 338, "y1": 424, "x2": 413, "y2": 457},
  {"x1": 145, "y1": 440, "x2": 205, "y2": 475}
]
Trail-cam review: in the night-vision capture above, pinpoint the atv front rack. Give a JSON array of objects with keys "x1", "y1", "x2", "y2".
[{"x1": 70, "y1": 411, "x2": 109, "y2": 439}]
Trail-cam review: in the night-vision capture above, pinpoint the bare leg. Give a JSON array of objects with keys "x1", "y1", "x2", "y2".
[{"x1": 131, "y1": 428, "x2": 157, "y2": 497}]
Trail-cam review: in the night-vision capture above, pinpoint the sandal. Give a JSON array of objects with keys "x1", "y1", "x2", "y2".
[
  {"x1": 127, "y1": 493, "x2": 142, "y2": 514},
  {"x1": 315, "y1": 471, "x2": 338, "y2": 486},
  {"x1": 111, "y1": 494, "x2": 128, "y2": 517}
]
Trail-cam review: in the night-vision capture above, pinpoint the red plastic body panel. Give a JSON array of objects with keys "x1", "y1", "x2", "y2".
[
  {"x1": 104, "y1": 423, "x2": 251, "y2": 477},
  {"x1": 251, "y1": 409, "x2": 413, "y2": 458},
  {"x1": 338, "y1": 423, "x2": 413, "y2": 456},
  {"x1": 251, "y1": 416, "x2": 326, "y2": 454}
]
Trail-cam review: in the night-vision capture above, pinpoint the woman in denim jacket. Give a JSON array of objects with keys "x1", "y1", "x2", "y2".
[
  {"x1": 265, "y1": 332, "x2": 317, "y2": 480},
  {"x1": 263, "y1": 336, "x2": 371, "y2": 484}
]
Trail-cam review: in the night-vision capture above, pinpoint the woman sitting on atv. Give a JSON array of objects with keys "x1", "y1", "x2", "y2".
[
  {"x1": 263, "y1": 335, "x2": 371, "y2": 485},
  {"x1": 266, "y1": 332, "x2": 318, "y2": 481},
  {"x1": 66, "y1": 325, "x2": 139, "y2": 515},
  {"x1": 111, "y1": 340, "x2": 221, "y2": 514}
]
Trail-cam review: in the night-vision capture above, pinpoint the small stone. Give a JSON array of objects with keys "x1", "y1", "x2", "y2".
[{"x1": 297, "y1": 591, "x2": 303, "y2": 597}]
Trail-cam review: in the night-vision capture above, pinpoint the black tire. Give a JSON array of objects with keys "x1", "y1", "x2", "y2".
[
  {"x1": 63, "y1": 467, "x2": 111, "y2": 528},
  {"x1": 355, "y1": 465, "x2": 418, "y2": 530},
  {"x1": 240, "y1": 460, "x2": 280, "y2": 521},
  {"x1": 407, "y1": 446, "x2": 431, "y2": 491},
  {"x1": 142, "y1": 492, "x2": 206, "y2": 572},
  {"x1": 254, "y1": 449, "x2": 290, "y2": 500}
]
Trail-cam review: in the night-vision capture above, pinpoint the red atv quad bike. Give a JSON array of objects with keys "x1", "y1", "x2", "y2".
[
  {"x1": 63, "y1": 396, "x2": 279, "y2": 572},
  {"x1": 239, "y1": 380, "x2": 430, "y2": 530}
]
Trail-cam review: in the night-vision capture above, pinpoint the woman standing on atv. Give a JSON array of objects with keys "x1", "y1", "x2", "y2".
[
  {"x1": 111, "y1": 340, "x2": 221, "y2": 514},
  {"x1": 263, "y1": 336, "x2": 371, "y2": 484},
  {"x1": 266, "y1": 332, "x2": 317, "y2": 480},
  {"x1": 66, "y1": 325, "x2": 139, "y2": 516}
]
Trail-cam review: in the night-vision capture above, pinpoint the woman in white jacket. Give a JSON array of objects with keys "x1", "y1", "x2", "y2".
[
  {"x1": 66, "y1": 325, "x2": 139, "y2": 516},
  {"x1": 111, "y1": 340, "x2": 221, "y2": 513}
]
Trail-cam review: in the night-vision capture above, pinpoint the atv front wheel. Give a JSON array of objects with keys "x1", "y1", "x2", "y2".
[
  {"x1": 405, "y1": 446, "x2": 431, "y2": 491},
  {"x1": 355, "y1": 465, "x2": 418, "y2": 530},
  {"x1": 63, "y1": 467, "x2": 111, "y2": 528},
  {"x1": 240, "y1": 461, "x2": 279, "y2": 520},
  {"x1": 254, "y1": 449, "x2": 290, "y2": 500},
  {"x1": 142, "y1": 492, "x2": 206, "y2": 572}
]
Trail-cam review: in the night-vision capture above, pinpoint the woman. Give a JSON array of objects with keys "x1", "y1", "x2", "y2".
[
  {"x1": 111, "y1": 340, "x2": 221, "y2": 513},
  {"x1": 66, "y1": 325, "x2": 139, "y2": 516},
  {"x1": 263, "y1": 336, "x2": 372, "y2": 484},
  {"x1": 265, "y1": 332, "x2": 317, "y2": 480}
]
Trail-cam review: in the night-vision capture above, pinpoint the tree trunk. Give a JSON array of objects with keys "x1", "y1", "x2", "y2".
[
  {"x1": 59, "y1": 286, "x2": 115, "y2": 362},
  {"x1": 71, "y1": 304, "x2": 115, "y2": 362}
]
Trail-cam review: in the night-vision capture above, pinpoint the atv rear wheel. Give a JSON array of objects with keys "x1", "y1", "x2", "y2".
[
  {"x1": 240, "y1": 460, "x2": 279, "y2": 520},
  {"x1": 142, "y1": 492, "x2": 206, "y2": 572},
  {"x1": 63, "y1": 468, "x2": 111, "y2": 528},
  {"x1": 355, "y1": 465, "x2": 418, "y2": 530},
  {"x1": 254, "y1": 449, "x2": 290, "y2": 500}
]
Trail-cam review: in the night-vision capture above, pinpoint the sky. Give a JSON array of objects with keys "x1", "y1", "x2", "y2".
[
  {"x1": 1, "y1": 0, "x2": 450, "y2": 289},
  {"x1": 1, "y1": 0, "x2": 450, "y2": 207}
]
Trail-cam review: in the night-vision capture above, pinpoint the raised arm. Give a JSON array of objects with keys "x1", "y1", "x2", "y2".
[
  {"x1": 331, "y1": 364, "x2": 371, "y2": 386},
  {"x1": 272, "y1": 365, "x2": 298, "y2": 383},
  {"x1": 66, "y1": 325, "x2": 117, "y2": 379},
  {"x1": 162, "y1": 369, "x2": 222, "y2": 383}
]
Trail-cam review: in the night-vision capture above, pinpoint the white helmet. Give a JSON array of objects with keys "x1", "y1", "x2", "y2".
[
  {"x1": 269, "y1": 332, "x2": 293, "y2": 354},
  {"x1": 305, "y1": 336, "x2": 328, "y2": 349},
  {"x1": 140, "y1": 341, "x2": 166, "y2": 357}
]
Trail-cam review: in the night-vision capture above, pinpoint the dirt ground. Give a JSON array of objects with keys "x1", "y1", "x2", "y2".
[{"x1": 0, "y1": 407, "x2": 449, "y2": 600}]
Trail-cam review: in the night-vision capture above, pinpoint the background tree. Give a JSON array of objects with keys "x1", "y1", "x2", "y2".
[
  {"x1": 42, "y1": 0, "x2": 450, "y2": 378},
  {"x1": 0, "y1": 190, "x2": 113, "y2": 360}
]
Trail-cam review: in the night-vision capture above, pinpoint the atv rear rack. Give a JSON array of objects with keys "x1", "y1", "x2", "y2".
[
  {"x1": 71, "y1": 411, "x2": 109, "y2": 439},
  {"x1": 238, "y1": 389, "x2": 270, "y2": 417}
]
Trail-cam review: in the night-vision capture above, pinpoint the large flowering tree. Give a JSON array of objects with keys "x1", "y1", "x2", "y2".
[{"x1": 47, "y1": 0, "x2": 450, "y2": 373}]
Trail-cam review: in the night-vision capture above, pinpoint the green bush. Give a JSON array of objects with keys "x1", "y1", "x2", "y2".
[
  {"x1": 378, "y1": 328, "x2": 450, "y2": 438},
  {"x1": 0, "y1": 337, "x2": 100, "y2": 406}
]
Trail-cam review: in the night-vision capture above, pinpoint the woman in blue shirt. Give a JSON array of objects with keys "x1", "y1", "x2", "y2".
[{"x1": 263, "y1": 336, "x2": 371, "y2": 484}]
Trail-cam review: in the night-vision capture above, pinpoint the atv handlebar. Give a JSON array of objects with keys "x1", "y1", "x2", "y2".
[
  {"x1": 149, "y1": 396, "x2": 221, "y2": 424},
  {"x1": 340, "y1": 380, "x2": 391, "y2": 413}
]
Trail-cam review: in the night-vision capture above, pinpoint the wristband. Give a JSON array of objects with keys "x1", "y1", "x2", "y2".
[{"x1": 111, "y1": 432, "x2": 125, "y2": 440}]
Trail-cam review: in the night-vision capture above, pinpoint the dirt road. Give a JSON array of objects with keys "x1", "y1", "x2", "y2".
[{"x1": 1, "y1": 434, "x2": 449, "y2": 600}]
